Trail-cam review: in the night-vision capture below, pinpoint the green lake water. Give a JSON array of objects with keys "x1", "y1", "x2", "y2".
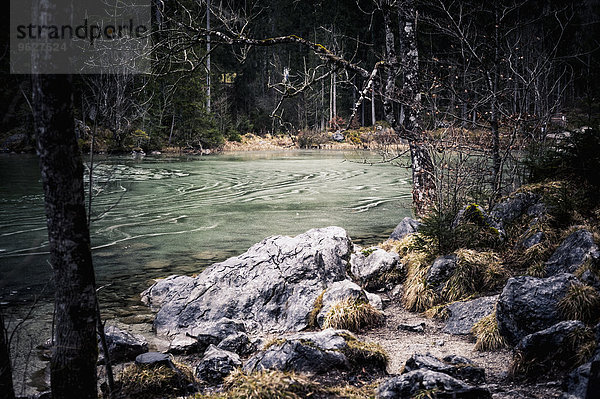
[{"x1": 0, "y1": 150, "x2": 413, "y2": 312}]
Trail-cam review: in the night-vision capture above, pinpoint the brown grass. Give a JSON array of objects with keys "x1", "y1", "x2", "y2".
[
  {"x1": 322, "y1": 298, "x2": 384, "y2": 332},
  {"x1": 471, "y1": 311, "x2": 508, "y2": 351},
  {"x1": 558, "y1": 282, "x2": 600, "y2": 325}
]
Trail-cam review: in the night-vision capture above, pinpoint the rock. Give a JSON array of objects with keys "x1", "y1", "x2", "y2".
[
  {"x1": 389, "y1": 217, "x2": 420, "y2": 241},
  {"x1": 195, "y1": 345, "x2": 242, "y2": 384},
  {"x1": 168, "y1": 317, "x2": 246, "y2": 354},
  {"x1": 580, "y1": 269, "x2": 600, "y2": 292},
  {"x1": 443, "y1": 295, "x2": 498, "y2": 335},
  {"x1": 496, "y1": 273, "x2": 577, "y2": 345},
  {"x1": 316, "y1": 279, "x2": 368, "y2": 328},
  {"x1": 142, "y1": 227, "x2": 351, "y2": 336},
  {"x1": 426, "y1": 254, "x2": 458, "y2": 292},
  {"x1": 402, "y1": 353, "x2": 486, "y2": 385},
  {"x1": 515, "y1": 321, "x2": 588, "y2": 375},
  {"x1": 243, "y1": 329, "x2": 351, "y2": 374},
  {"x1": 1, "y1": 133, "x2": 29, "y2": 152},
  {"x1": 135, "y1": 352, "x2": 173, "y2": 368},
  {"x1": 519, "y1": 231, "x2": 544, "y2": 249},
  {"x1": 453, "y1": 203, "x2": 503, "y2": 235},
  {"x1": 216, "y1": 332, "x2": 256, "y2": 356},
  {"x1": 377, "y1": 369, "x2": 491, "y2": 399},
  {"x1": 545, "y1": 230, "x2": 600, "y2": 276},
  {"x1": 100, "y1": 325, "x2": 148, "y2": 364},
  {"x1": 563, "y1": 357, "x2": 600, "y2": 399},
  {"x1": 332, "y1": 132, "x2": 344, "y2": 142},
  {"x1": 141, "y1": 275, "x2": 196, "y2": 310},
  {"x1": 398, "y1": 323, "x2": 425, "y2": 333},
  {"x1": 366, "y1": 291, "x2": 383, "y2": 311},
  {"x1": 489, "y1": 192, "x2": 541, "y2": 225},
  {"x1": 350, "y1": 248, "x2": 401, "y2": 290}
]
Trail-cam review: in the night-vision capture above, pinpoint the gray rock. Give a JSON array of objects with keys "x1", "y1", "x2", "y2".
[
  {"x1": 1, "y1": 133, "x2": 28, "y2": 152},
  {"x1": 443, "y1": 295, "x2": 498, "y2": 335},
  {"x1": 168, "y1": 317, "x2": 247, "y2": 354},
  {"x1": 426, "y1": 254, "x2": 458, "y2": 292},
  {"x1": 332, "y1": 132, "x2": 344, "y2": 142},
  {"x1": 243, "y1": 329, "x2": 351, "y2": 374},
  {"x1": 402, "y1": 353, "x2": 486, "y2": 385},
  {"x1": 389, "y1": 217, "x2": 420, "y2": 241},
  {"x1": 350, "y1": 248, "x2": 401, "y2": 290},
  {"x1": 100, "y1": 325, "x2": 148, "y2": 364},
  {"x1": 453, "y1": 203, "x2": 503, "y2": 235},
  {"x1": 377, "y1": 369, "x2": 491, "y2": 399},
  {"x1": 216, "y1": 332, "x2": 256, "y2": 356},
  {"x1": 545, "y1": 230, "x2": 600, "y2": 276},
  {"x1": 366, "y1": 291, "x2": 383, "y2": 311},
  {"x1": 497, "y1": 273, "x2": 577, "y2": 345},
  {"x1": 316, "y1": 279, "x2": 368, "y2": 328},
  {"x1": 490, "y1": 192, "x2": 541, "y2": 225},
  {"x1": 398, "y1": 323, "x2": 425, "y2": 333},
  {"x1": 580, "y1": 269, "x2": 600, "y2": 292},
  {"x1": 195, "y1": 345, "x2": 242, "y2": 384},
  {"x1": 142, "y1": 227, "x2": 351, "y2": 337},
  {"x1": 135, "y1": 352, "x2": 172, "y2": 368},
  {"x1": 563, "y1": 355, "x2": 600, "y2": 399},
  {"x1": 519, "y1": 231, "x2": 544, "y2": 249},
  {"x1": 515, "y1": 321, "x2": 588, "y2": 375}
]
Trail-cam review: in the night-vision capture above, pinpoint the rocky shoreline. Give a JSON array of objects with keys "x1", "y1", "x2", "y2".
[{"x1": 26, "y1": 185, "x2": 600, "y2": 398}]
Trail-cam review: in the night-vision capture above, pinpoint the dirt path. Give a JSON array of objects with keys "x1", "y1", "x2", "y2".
[{"x1": 357, "y1": 294, "x2": 564, "y2": 398}]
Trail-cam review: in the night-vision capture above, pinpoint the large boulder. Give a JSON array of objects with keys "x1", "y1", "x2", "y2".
[
  {"x1": 142, "y1": 227, "x2": 351, "y2": 337},
  {"x1": 243, "y1": 329, "x2": 351, "y2": 374},
  {"x1": 195, "y1": 345, "x2": 242, "y2": 384},
  {"x1": 100, "y1": 325, "x2": 148, "y2": 364},
  {"x1": 377, "y1": 369, "x2": 491, "y2": 399},
  {"x1": 389, "y1": 217, "x2": 420, "y2": 241},
  {"x1": 443, "y1": 295, "x2": 498, "y2": 335},
  {"x1": 426, "y1": 254, "x2": 458, "y2": 292},
  {"x1": 350, "y1": 248, "x2": 401, "y2": 290},
  {"x1": 544, "y1": 229, "x2": 600, "y2": 276},
  {"x1": 496, "y1": 273, "x2": 577, "y2": 345},
  {"x1": 402, "y1": 353, "x2": 485, "y2": 385},
  {"x1": 514, "y1": 321, "x2": 589, "y2": 376}
]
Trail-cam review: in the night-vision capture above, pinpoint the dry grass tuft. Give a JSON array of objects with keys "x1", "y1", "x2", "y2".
[
  {"x1": 216, "y1": 369, "x2": 322, "y2": 399},
  {"x1": 341, "y1": 335, "x2": 389, "y2": 371},
  {"x1": 322, "y1": 298, "x2": 384, "y2": 332},
  {"x1": 116, "y1": 361, "x2": 195, "y2": 399},
  {"x1": 196, "y1": 369, "x2": 377, "y2": 399},
  {"x1": 423, "y1": 303, "x2": 451, "y2": 320},
  {"x1": 558, "y1": 282, "x2": 600, "y2": 325},
  {"x1": 441, "y1": 249, "x2": 507, "y2": 302},
  {"x1": 471, "y1": 311, "x2": 508, "y2": 351},
  {"x1": 402, "y1": 251, "x2": 438, "y2": 312},
  {"x1": 307, "y1": 289, "x2": 326, "y2": 329}
]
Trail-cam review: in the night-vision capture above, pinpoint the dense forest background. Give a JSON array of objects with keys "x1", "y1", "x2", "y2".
[{"x1": 1, "y1": 0, "x2": 599, "y2": 153}]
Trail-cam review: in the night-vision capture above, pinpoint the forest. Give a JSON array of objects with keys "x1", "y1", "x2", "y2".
[{"x1": 2, "y1": 0, "x2": 600, "y2": 398}]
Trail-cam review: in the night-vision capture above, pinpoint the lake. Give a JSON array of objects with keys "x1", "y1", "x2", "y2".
[{"x1": 1, "y1": 150, "x2": 413, "y2": 313}]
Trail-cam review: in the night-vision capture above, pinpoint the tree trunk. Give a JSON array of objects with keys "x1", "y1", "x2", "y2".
[
  {"x1": 32, "y1": 73, "x2": 99, "y2": 399},
  {"x1": 389, "y1": 1, "x2": 436, "y2": 217},
  {"x1": 0, "y1": 311, "x2": 15, "y2": 399}
]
